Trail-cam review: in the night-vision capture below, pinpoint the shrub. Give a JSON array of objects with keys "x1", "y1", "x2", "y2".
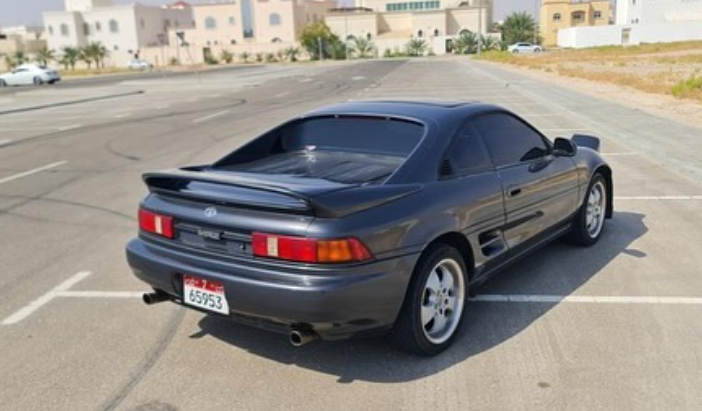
[{"x1": 672, "y1": 74, "x2": 702, "y2": 99}]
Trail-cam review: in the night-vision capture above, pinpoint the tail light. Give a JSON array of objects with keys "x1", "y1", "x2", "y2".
[
  {"x1": 251, "y1": 232, "x2": 372, "y2": 264},
  {"x1": 139, "y1": 208, "x2": 174, "y2": 239}
]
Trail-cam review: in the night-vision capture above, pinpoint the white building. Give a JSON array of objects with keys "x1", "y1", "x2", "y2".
[
  {"x1": 43, "y1": 0, "x2": 193, "y2": 66},
  {"x1": 326, "y1": 0, "x2": 494, "y2": 56},
  {"x1": 559, "y1": 0, "x2": 702, "y2": 48}
]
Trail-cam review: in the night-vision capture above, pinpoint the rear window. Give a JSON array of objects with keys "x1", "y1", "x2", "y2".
[{"x1": 281, "y1": 116, "x2": 424, "y2": 157}]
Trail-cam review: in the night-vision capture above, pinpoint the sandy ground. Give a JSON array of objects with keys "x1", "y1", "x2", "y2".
[{"x1": 475, "y1": 58, "x2": 702, "y2": 130}]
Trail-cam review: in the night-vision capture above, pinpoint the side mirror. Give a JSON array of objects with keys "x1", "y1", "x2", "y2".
[{"x1": 553, "y1": 137, "x2": 577, "y2": 157}]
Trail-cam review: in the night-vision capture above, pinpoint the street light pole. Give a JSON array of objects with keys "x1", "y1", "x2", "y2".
[{"x1": 477, "y1": 0, "x2": 482, "y2": 55}]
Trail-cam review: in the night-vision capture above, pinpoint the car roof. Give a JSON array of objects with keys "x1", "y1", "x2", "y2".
[{"x1": 302, "y1": 100, "x2": 503, "y2": 124}]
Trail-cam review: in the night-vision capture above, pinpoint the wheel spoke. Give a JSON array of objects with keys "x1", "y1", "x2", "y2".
[
  {"x1": 431, "y1": 312, "x2": 448, "y2": 333},
  {"x1": 426, "y1": 271, "x2": 441, "y2": 294},
  {"x1": 421, "y1": 304, "x2": 435, "y2": 326},
  {"x1": 440, "y1": 269, "x2": 454, "y2": 291}
]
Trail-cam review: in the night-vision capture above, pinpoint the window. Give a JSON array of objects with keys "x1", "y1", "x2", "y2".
[
  {"x1": 109, "y1": 19, "x2": 119, "y2": 33},
  {"x1": 140, "y1": 19, "x2": 145, "y2": 29},
  {"x1": 48, "y1": 26, "x2": 54, "y2": 35},
  {"x1": 165, "y1": 19, "x2": 171, "y2": 28},
  {"x1": 472, "y1": 113, "x2": 549, "y2": 167},
  {"x1": 269, "y1": 13, "x2": 281, "y2": 25},
  {"x1": 594, "y1": 10, "x2": 602, "y2": 19},
  {"x1": 60, "y1": 23, "x2": 70, "y2": 36},
  {"x1": 443, "y1": 125, "x2": 493, "y2": 176},
  {"x1": 434, "y1": 29, "x2": 440, "y2": 36},
  {"x1": 230, "y1": 39, "x2": 237, "y2": 45},
  {"x1": 83, "y1": 22, "x2": 90, "y2": 36},
  {"x1": 417, "y1": 29, "x2": 424, "y2": 38},
  {"x1": 95, "y1": 21, "x2": 101, "y2": 32},
  {"x1": 572, "y1": 11, "x2": 585, "y2": 21},
  {"x1": 553, "y1": 13, "x2": 561, "y2": 21},
  {"x1": 272, "y1": 37, "x2": 282, "y2": 43},
  {"x1": 229, "y1": 16, "x2": 236, "y2": 26},
  {"x1": 205, "y1": 16, "x2": 217, "y2": 29}
]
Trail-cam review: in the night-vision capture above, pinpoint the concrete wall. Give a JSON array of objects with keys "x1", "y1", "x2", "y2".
[
  {"x1": 616, "y1": 0, "x2": 702, "y2": 25},
  {"x1": 558, "y1": 21, "x2": 702, "y2": 48}
]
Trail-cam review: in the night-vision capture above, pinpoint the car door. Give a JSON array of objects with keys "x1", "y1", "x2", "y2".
[
  {"x1": 441, "y1": 122, "x2": 507, "y2": 274},
  {"x1": 472, "y1": 112, "x2": 579, "y2": 251},
  {"x1": 13, "y1": 68, "x2": 31, "y2": 85}
]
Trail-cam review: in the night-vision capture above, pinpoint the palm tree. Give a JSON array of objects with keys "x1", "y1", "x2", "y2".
[
  {"x1": 12, "y1": 50, "x2": 27, "y2": 67},
  {"x1": 79, "y1": 48, "x2": 94, "y2": 69},
  {"x1": 240, "y1": 51, "x2": 250, "y2": 63},
  {"x1": 328, "y1": 39, "x2": 347, "y2": 60},
  {"x1": 34, "y1": 47, "x2": 55, "y2": 66},
  {"x1": 220, "y1": 50, "x2": 234, "y2": 64},
  {"x1": 95, "y1": 43, "x2": 109, "y2": 68},
  {"x1": 501, "y1": 11, "x2": 538, "y2": 45},
  {"x1": 452, "y1": 31, "x2": 479, "y2": 54},
  {"x1": 60, "y1": 47, "x2": 80, "y2": 70},
  {"x1": 481, "y1": 35, "x2": 501, "y2": 51},
  {"x1": 284, "y1": 47, "x2": 300, "y2": 62},
  {"x1": 405, "y1": 38, "x2": 428, "y2": 57},
  {"x1": 349, "y1": 36, "x2": 375, "y2": 58}
]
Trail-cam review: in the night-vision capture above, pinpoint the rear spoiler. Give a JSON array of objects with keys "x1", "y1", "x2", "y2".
[
  {"x1": 572, "y1": 134, "x2": 601, "y2": 152},
  {"x1": 143, "y1": 168, "x2": 422, "y2": 218}
]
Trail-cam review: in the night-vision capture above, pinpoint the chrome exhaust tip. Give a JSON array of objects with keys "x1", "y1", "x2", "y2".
[{"x1": 289, "y1": 329, "x2": 317, "y2": 347}]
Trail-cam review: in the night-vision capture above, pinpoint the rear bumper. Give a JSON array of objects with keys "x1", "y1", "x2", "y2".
[{"x1": 126, "y1": 238, "x2": 419, "y2": 340}]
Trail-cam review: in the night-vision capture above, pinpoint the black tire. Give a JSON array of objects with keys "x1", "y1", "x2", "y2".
[
  {"x1": 389, "y1": 244, "x2": 468, "y2": 356},
  {"x1": 33, "y1": 77, "x2": 44, "y2": 85},
  {"x1": 565, "y1": 173, "x2": 608, "y2": 246}
]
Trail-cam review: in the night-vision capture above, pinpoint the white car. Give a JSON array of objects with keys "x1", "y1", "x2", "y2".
[
  {"x1": 0, "y1": 64, "x2": 61, "y2": 87},
  {"x1": 508, "y1": 43, "x2": 543, "y2": 54},
  {"x1": 127, "y1": 59, "x2": 152, "y2": 70}
]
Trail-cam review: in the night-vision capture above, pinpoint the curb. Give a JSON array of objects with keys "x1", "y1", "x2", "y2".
[{"x1": 0, "y1": 90, "x2": 145, "y2": 116}]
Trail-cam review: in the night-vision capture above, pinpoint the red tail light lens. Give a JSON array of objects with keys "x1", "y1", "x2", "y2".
[
  {"x1": 139, "y1": 208, "x2": 174, "y2": 239},
  {"x1": 252, "y1": 233, "x2": 372, "y2": 264}
]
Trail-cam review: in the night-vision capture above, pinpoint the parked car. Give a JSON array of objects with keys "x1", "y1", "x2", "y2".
[
  {"x1": 127, "y1": 59, "x2": 152, "y2": 70},
  {"x1": 126, "y1": 101, "x2": 613, "y2": 356},
  {"x1": 508, "y1": 42, "x2": 543, "y2": 54},
  {"x1": 0, "y1": 64, "x2": 61, "y2": 87}
]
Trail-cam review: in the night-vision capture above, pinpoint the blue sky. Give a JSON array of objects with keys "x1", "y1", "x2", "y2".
[{"x1": 0, "y1": 0, "x2": 537, "y2": 27}]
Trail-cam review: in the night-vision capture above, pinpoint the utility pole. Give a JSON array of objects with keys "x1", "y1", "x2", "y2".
[
  {"x1": 345, "y1": 13, "x2": 349, "y2": 60},
  {"x1": 318, "y1": 37, "x2": 324, "y2": 61},
  {"x1": 477, "y1": 0, "x2": 482, "y2": 55}
]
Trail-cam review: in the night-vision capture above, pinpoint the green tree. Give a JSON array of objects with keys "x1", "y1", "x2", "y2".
[
  {"x1": 240, "y1": 51, "x2": 251, "y2": 63},
  {"x1": 12, "y1": 50, "x2": 27, "y2": 67},
  {"x1": 80, "y1": 43, "x2": 104, "y2": 69},
  {"x1": 34, "y1": 47, "x2": 55, "y2": 66},
  {"x1": 501, "y1": 11, "x2": 538, "y2": 45},
  {"x1": 328, "y1": 39, "x2": 347, "y2": 60},
  {"x1": 255, "y1": 52, "x2": 264, "y2": 63},
  {"x1": 405, "y1": 38, "x2": 428, "y2": 57},
  {"x1": 60, "y1": 47, "x2": 80, "y2": 70},
  {"x1": 299, "y1": 21, "x2": 338, "y2": 60},
  {"x1": 453, "y1": 31, "x2": 479, "y2": 54},
  {"x1": 481, "y1": 35, "x2": 501, "y2": 51},
  {"x1": 95, "y1": 43, "x2": 109, "y2": 68},
  {"x1": 349, "y1": 36, "x2": 375, "y2": 58},
  {"x1": 220, "y1": 50, "x2": 234, "y2": 64},
  {"x1": 284, "y1": 47, "x2": 300, "y2": 62}
]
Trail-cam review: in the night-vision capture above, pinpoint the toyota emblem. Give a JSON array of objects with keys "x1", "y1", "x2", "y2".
[{"x1": 204, "y1": 207, "x2": 218, "y2": 218}]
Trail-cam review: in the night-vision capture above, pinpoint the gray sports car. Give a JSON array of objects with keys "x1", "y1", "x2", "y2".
[{"x1": 126, "y1": 101, "x2": 613, "y2": 356}]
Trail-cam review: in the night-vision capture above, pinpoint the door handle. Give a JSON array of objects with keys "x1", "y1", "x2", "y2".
[{"x1": 508, "y1": 187, "x2": 522, "y2": 197}]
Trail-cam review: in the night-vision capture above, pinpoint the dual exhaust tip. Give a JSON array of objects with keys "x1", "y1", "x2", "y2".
[{"x1": 142, "y1": 291, "x2": 318, "y2": 347}]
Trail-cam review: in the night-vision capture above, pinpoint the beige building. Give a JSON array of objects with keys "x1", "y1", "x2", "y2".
[
  {"x1": 326, "y1": 0, "x2": 493, "y2": 55},
  {"x1": 0, "y1": 26, "x2": 48, "y2": 70},
  {"x1": 540, "y1": 0, "x2": 610, "y2": 47}
]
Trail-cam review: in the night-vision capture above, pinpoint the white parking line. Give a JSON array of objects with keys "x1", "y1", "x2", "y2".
[
  {"x1": 615, "y1": 195, "x2": 702, "y2": 200},
  {"x1": 0, "y1": 161, "x2": 67, "y2": 186},
  {"x1": 274, "y1": 91, "x2": 290, "y2": 98},
  {"x1": 55, "y1": 291, "x2": 143, "y2": 298},
  {"x1": 113, "y1": 113, "x2": 132, "y2": 118},
  {"x1": 192, "y1": 110, "x2": 230, "y2": 124},
  {"x1": 58, "y1": 124, "x2": 81, "y2": 131},
  {"x1": 1, "y1": 271, "x2": 92, "y2": 325},
  {"x1": 471, "y1": 294, "x2": 702, "y2": 305}
]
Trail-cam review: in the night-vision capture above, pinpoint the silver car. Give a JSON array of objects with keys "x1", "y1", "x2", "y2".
[
  {"x1": 0, "y1": 64, "x2": 61, "y2": 87},
  {"x1": 508, "y1": 42, "x2": 543, "y2": 54}
]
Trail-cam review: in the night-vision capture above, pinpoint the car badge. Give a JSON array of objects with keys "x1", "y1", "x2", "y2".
[{"x1": 204, "y1": 207, "x2": 218, "y2": 218}]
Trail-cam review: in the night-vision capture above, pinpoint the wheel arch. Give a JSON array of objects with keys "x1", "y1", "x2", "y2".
[
  {"x1": 594, "y1": 165, "x2": 614, "y2": 218},
  {"x1": 422, "y1": 231, "x2": 475, "y2": 280}
]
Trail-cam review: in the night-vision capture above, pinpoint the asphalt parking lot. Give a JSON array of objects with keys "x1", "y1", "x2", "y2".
[{"x1": 1, "y1": 57, "x2": 702, "y2": 411}]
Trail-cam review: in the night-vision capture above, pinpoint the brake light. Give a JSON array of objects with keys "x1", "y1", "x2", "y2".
[
  {"x1": 251, "y1": 233, "x2": 372, "y2": 263},
  {"x1": 139, "y1": 208, "x2": 174, "y2": 238}
]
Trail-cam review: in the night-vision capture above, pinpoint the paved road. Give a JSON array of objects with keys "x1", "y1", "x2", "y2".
[{"x1": 1, "y1": 57, "x2": 702, "y2": 411}]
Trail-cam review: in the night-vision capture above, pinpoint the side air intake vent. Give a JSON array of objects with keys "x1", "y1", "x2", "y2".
[{"x1": 439, "y1": 158, "x2": 452, "y2": 176}]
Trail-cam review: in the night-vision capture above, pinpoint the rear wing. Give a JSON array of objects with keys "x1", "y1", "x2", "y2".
[{"x1": 143, "y1": 167, "x2": 422, "y2": 218}]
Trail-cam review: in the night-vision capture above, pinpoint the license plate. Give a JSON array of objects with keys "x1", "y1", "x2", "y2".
[{"x1": 183, "y1": 275, "x2": 229, "y2": 315}]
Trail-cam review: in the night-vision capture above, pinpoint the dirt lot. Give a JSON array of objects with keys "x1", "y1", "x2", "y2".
[{"x1": 477, "y1": 42, "x2": 702, "y2": 128}]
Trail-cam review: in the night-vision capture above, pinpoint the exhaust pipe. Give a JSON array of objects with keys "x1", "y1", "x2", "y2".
[
  {"x1": 289, "y1": 329, "x2": 318, "y2": 347},
  {"x1": 142, "y1": 291, "x2": 169, "y2": 305}
]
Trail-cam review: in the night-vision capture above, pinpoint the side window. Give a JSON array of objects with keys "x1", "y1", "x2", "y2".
[
  {"x1": 473, "y1": 113, "x2": 549, "y2": 167},
  {"x1": 443, "y1": 124, "x2": 493, "y2": 176}
]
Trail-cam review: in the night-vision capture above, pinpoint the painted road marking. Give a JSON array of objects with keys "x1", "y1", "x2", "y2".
[
  {"x1": 1, "y1": 271, "x2": 92, "y2": 325},
  {"x1": 55, "y1": 291, "x2": 144, "y2": 298},
  {"x1": 0, "y1": 139, "x2": 11, "y2": 147},
  {"x1": 58, "y1": 124, "x2": 81, "y2": 131},
  {"x1": 615, "y1": 196, "x2": 702, "y2": 200},
  {"x1": 113, "y1": 113, "x2": 131, "y2": 118},
  {"x1": 274, "y1": 91, "x2": 290, "y2": 98},
  {"x1": 0, "y1": 161, "x2": 67, "y2": 186},
  {"x1": 192, "y1": 110, "x2": 230, "y2": 124},
  {"x1": 471, "y1": 295, "x2": 702, "y2": 305}
]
